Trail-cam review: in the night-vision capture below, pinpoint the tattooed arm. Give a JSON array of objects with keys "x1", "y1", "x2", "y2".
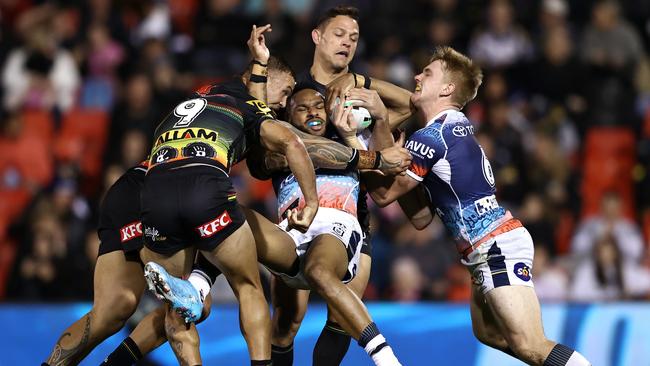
[{"x1": 251, "y1": 120, "x2": 411, "y2": 175}]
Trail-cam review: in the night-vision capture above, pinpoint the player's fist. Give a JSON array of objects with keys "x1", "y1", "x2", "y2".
[
  {"x1": 286, "y1": 205, "x2": 318, "y2": 233},
  {"x1": 378, "y1": 146, "x2": 412, "y2": 175}
]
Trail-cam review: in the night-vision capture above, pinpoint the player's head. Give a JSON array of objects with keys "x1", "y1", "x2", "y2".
[
  {"x1": 243, "y1": 56, "x2": 295, "y2": 111},
  {"x1": 287, "y1": 84, "x2": 328, "y2": 136},
  {"x1": 312, "y1": 6, "x2": 360, "y2": 72},
  {"x1": 411, "y1": 46, "x2": 483, "y2": 110}
]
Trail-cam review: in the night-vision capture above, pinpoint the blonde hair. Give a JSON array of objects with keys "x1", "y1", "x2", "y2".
[{"x1": 429, "y1": 46, "x2": 483, "y2": 107}]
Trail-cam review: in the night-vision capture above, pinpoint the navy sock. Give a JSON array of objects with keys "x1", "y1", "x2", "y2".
[
  {"x1": 543, "y1": 344, "x2": 574, "y2": 366},
  {"x1": 313, "y1": 321, "x2": 351, "y2": 366},
  {"x1": 251, "y1": 360, "x2": 273, "y2": 365},
  {"x1": 101, "y1": 337, "x2": 142, "y2": 365},
  {"x1": 193, "y1": 253, "x2": 222, "y2": 284},
  {"x1": 271, "y1": 343, "x2": 293, "y2": 366}
]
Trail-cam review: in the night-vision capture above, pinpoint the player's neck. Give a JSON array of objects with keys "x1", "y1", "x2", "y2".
[
  {"x1": 421, "y1": 102, "x2": 460, "y2": 124},
  {"x1": 310, "y1": 60, "x2": 348, "y2": 86}
]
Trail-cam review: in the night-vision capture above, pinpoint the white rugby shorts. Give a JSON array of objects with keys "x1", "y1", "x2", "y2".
[
  {"x1": 467, "y1": 227, "x2": 535, "y2": 295},
  {"x1": 274, "y1": 207, "x2": 363, "y2": 290}
]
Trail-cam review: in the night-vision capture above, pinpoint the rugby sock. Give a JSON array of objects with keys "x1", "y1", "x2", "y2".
[
  {"x1": 251, "y1": 360, "x2": 273, "y2": 365},
  {"x1": 188, "y1": 270, "x2": 212, "y2": 302},
  {"x1": 189, "y1": 254, "x2": 222, "y2": 301},
  {"x1": 358, "y1": 322, "x2": 401, "y2": 366},
  {"x1": 313, "y1": 321, "x2": 351, "y2": 365},
  {"x1": 271, "y1": 343, "x2": 293, "y2": 366},
  {"x1": 101, "y1": 336, "x2": 142, "y2": 365},
  {"x1": 543, "y1": 344, "x2": 591, "y2": 366}
]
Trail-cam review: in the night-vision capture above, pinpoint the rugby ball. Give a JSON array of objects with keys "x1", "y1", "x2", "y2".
[{"x1": 332, "y1": 99, "x2": 373, "y2": 132}]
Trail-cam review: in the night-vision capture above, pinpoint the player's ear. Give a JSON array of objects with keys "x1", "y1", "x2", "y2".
[
  {"x1": 440, "y1": 82, "x2": 455, "y2": 98},
  {"x1": 311, "y1": 28, "x2": 321, "y2": 45}
]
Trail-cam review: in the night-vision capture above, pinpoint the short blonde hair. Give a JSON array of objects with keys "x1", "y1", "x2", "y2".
[{"x1": 429, "y1": 46, "x2": 483, "y2": 107}]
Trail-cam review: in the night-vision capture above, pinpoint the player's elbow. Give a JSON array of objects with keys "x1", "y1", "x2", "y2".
[
  {"x1": 370, "y1": 191, "x2": 392, "y2": 207},
  {"x1": 410, "y1": 214, "x2": 433, "y2": 230}
]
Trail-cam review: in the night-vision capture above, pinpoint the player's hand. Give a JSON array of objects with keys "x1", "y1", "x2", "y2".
[
  {"x1": 247, "y1": 24, "x2": 272, "y2": 64},
  {"x1": 345, "y1": 88, "x2": 388, "y2": 122},
  {"x1": 286, "y1": 205, "x2": 318, "y2": 233},
  {"x1": 330, "y1": 99, "x2": 357, "y2": 140},
  {"x1": 378, "y1": 134, "x2": 411, "y2": 175},
  {"x1": 326, "y1": 73, "x2": 356, "y2": 116}
]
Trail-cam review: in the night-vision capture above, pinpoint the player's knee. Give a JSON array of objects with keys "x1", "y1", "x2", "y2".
[
  {"x1": 92, "y1": 291, "x2": 139, "y2": 333},
  {"x1": 272, "y1": 319, "x2": 301, "y2": 346},
  {"x1": 473, "y1": 328, "x2": 509, "y2": 351},
  {"x1": 304, "y1": 263, "x2": 337, "y2": 296}
]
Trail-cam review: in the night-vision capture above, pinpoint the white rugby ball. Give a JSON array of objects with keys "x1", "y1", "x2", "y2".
[{"x1": 332, "y1": 99, "x2": 373, "y2": 132}]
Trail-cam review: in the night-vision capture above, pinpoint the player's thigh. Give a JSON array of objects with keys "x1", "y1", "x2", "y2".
[
  {"x1": 304, "y1": 234, "x2": 349, "y2": 280},
  {"x1": 200, "y1": 221, "x2": 260, "y2": 289},
  {"x1": 140, "y1": 246, "x2": 197, "y2": 278},
  {"x1": 484, "y1": 285, "x2": 546, "y2": 345},
  {"x1": 93, "y1": 250, "x2": 145, "y2": 317},
  {"x1": 243, "y1": 207, "x2": 297, "y2": 273}
]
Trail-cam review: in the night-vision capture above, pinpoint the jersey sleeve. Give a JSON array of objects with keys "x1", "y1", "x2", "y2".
[
  {"x1": 404, "y1": 128, "x2": 443, "y2": 182},
  {"x1": 239, "y1": 97, "x2": 276, "y2": 145}
]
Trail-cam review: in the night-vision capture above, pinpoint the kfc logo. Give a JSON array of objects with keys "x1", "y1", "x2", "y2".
[
  {"x1": 120, "y1": 221, "x2": 143, "y2": 243},
  {"x1": 196, "y1": 211, "x2": 232, "y2": 238}
]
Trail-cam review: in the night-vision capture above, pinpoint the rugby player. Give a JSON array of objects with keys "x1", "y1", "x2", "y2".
[
  {"x1": 147, "y1": 84, "x2": 404, "y2": 366},
  {"x1": 363, "y1": 46, "x2": 591, "y2": 366},
  {"x1": 281, "y1": 7, "x2": 420, "y2": 365}
]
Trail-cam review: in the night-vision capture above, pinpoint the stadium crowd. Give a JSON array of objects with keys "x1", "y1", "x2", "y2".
[{"x1": 1, "y1": 0, "x2": 650, "y2": 304}]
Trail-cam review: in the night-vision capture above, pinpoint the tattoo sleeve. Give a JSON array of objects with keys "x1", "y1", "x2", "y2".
[{"x1": 264, "y1": 121, "x2": 356, "y2": 171}]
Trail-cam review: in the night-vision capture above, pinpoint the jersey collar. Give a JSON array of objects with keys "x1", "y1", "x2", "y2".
[{"x1": 425, "y1": 108, "x2": 460, "y2": 127}]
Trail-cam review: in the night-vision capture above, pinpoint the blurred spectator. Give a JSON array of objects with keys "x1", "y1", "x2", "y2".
[
  {"x1": 468, "y1": 0, "x2": 533, "y2": 69},
  {"x1": 481, "y1": 99, "x2": 527, "y2": 205},
  {"x1": 572, "y1": 192, "x2": 645, "y2": 263},
  {"x1": 105, "y1": 72, "x2": 160, "y2": 166},
  {"x1": 570, "y1": 233, "x2": 650, "y2": 301},
  {"x1": 526, "y1": 25, "x2": 588, "y2": 128},
  {"x1": 519, "y1": 193, "x2": 555, "y2": 254},
  {"x1": 386, "y1": 256, "x2": 426, "y2": 302},
  {"x1": 580, "y1": 0, "x2": 644, "y2": 126},
  {"x1": 192, "y1": 0, "x2": 252, "y2": 76},
  {"x1": 2, "y1": 5, "x2": 80, "y2": 112},
  {"x1": 80, "y1": 23, "x2": 125, "y2": 110},
  {"x1": 533, "y1": 245, "x2": 568, "y2": 301}
]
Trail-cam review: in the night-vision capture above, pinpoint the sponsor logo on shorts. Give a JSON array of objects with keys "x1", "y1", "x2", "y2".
[
  {"x1": 332, "y1": 222, "x2": 347, "y2": 238},
  {"x1": 144, "y1": 226, "x2": 166, "y2": 242},
  {"x1": 514, "y1": 262, "x2": 532, "y2": 282},
  {"x1": 196, "y1": 211, "x2": 232, "y2": 238},
  {"x1": 120, "y1": 221, "x2": 143, "y2": 242},
  {"x1": 471, "y1": 269, "x2": 484, "y2": 286}
]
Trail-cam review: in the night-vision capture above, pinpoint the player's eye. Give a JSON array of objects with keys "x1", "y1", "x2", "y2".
[
  {"x1": 296, "y1": 107, "x2": 307, "y2": 112},
  {"x1": 316, "y1": 103, "x2": 325, "y2": 110},
  {"x1": 350, "y1": 35, "x2": 359, "y2": 42}
]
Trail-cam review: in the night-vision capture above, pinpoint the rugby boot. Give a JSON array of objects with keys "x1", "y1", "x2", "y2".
[{"x1": 144, "y1": 262, "x2": 203, "y2": 323}]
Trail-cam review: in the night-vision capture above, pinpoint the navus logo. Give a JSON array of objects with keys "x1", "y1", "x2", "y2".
[{"x1": 405, "y1": 140, "x2": 435, "y2": 159}]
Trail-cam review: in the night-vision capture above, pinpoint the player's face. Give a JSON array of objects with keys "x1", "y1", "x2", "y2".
[
  {"x1": 267, "y1": 71, "x2": 295, "y2": 112},
  {"x1": 314, "y1": 16, "x2": 359, "y2": 70},
  {"x1": 411, "y1": 60, "x2": 449, "y2": 107},
  {"x1": 288, "y1": 89, "x2": 328, "y2": 136}
]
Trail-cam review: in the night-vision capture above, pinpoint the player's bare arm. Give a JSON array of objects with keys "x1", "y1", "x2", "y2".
[
  {"x1": 365, "y1": 170, "x2": 419, "y2": 207},
  {"x1": 246, "y1": 24, "x2": 272, "y2": 102},
  {"x1": 259, "y1": 119, "x2": 319, "y2": 231},
  {"x1": 326, "y1": 73, "x2": 413, "y2": 129},
  {"x1": 256, "y1": 120, "x2": 410, "y2": 175}
]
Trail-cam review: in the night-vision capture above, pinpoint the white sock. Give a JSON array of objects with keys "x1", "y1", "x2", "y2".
[
  {"x1": 364, "y1": 334, "x2": 402, "y2": 366},
  {"x1": 566, "y1": 351, "x2": 591, "y2": 366},
  {"x1": 188, "y1": 270, "x2": 211, "y2": 302}
]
